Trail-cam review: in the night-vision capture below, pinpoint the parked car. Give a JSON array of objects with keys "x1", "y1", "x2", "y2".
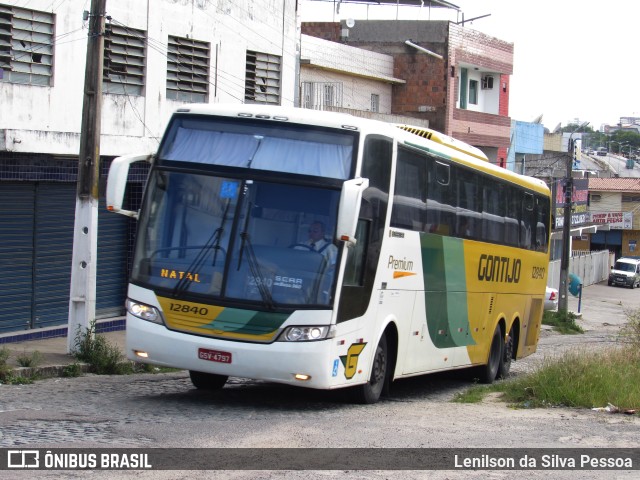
[
  {"x1": 544, "y1": 286, "x2": 558, "y2": 311},
  {"x1": 608, "y1": 257, "x2": 640, "y2": 288}
]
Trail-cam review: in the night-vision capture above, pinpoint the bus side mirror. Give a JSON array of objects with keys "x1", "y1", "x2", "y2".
[
  {"x1": 336, "y1": 177, "x2": 369, "y2": 247},
  {"x1": 106, "y1": 153, "x2": 152, "y2": 219}
]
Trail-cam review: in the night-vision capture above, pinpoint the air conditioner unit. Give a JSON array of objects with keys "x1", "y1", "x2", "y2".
[{"x1": 481, "y1": 76, "x2": 494, "y2": 89}]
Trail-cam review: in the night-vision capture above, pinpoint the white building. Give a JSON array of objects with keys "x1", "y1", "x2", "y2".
[
  {"x1": 0, "y1": 0, "x2": 299, "y2": 336},
  {"x1": 299, "y1": 33, "x2": 428, "y2": 128}
]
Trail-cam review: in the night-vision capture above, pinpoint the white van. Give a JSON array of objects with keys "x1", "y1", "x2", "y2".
[{"x1": 608, "y1": 257, "x2": 640, "y2": 288}]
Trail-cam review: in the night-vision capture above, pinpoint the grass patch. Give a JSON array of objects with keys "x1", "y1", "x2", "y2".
[
  {"x1": 62, "y1": 363, "x2": 83, "y2": 378},
  {"x1": 620, "y1": 308, "x2": 640, "y2": 348},
  {"x1": 455, "y1": 306, "x2": 640, "y2": 411},
  {"x1": 0, "y1": 346, "x2": 13, "y2": 382},
  {"x1": 72, "y1": 322, "x2": 132, "y2": 375},
  {"x1": 454, "y1": 346, "x2": 640, "y2": 412},
  {"x1": 542, "y1": 310, "x2": 584, "y2": 334},
  {"x1": 72, "y1": 322, "x2": 180, "y2": 375},
  {"x1": 16, "y1": 350, "x2": 43, "y2": 368}
]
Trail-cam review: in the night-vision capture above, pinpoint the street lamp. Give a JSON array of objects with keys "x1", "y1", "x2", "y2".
[{"x1": 558, "y1": 121, "x2": 589, "y2": 312}]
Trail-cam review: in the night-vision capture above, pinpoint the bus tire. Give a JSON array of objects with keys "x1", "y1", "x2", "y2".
[
  {"x1": 478, "y1": 326, "x2": 503, "y2": 384},
  {"x1": 351, "y1": 334, "x2": 388, "y2": 404},
  {"x1": 189, "y1": 370, "x2": 228, "y2": 390},
  {"x1": 498, "y1": 326, "x2": 514, "y2": 379}
]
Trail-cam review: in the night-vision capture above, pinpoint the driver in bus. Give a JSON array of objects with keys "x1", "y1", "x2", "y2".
[{"x1": 299, "y1": 221, "x2": 338, "y2": 266}]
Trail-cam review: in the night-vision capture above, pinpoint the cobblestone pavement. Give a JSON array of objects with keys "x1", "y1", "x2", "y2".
[{"x1": 0, "y1": 282, "x2": 639, "y2": 479}]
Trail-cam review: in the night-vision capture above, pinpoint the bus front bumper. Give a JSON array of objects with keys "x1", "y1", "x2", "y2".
[{"x1": 125, "y1": 315, "x2": 339, "y2": 390}]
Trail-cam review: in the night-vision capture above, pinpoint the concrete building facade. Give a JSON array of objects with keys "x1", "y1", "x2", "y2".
[{"x1": 0, "y1": 0, "x2": 299, "y2": 336}]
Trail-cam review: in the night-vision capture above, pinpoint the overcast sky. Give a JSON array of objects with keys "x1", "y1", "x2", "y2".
[{"x1": 300, "y1": 0, "x2": 639, "y2": 131}]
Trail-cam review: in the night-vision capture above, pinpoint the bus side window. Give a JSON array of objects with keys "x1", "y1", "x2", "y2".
[
  {"x1": 343, "y1": 219, "x2": 370, "y2": 286},
  {"x1": 427, "y1": 161, "x2": 453, "y2": 235},
  {"x1": 456, "y1": 168, "x2": 480, "y2": 239},
  {"x1": 504, "y1": 186, "x2": 520, "y2": 247},
  {"x1": 521, "y1": 192, "x2": 535, "y2": 249},
  {"x1": 535, "y1": 195, "x2": 550, "y2": 252}
]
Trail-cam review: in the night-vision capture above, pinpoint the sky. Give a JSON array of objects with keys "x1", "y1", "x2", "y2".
[{"x1": 299, "y1": 0, "x2": 640, "y2": 132}]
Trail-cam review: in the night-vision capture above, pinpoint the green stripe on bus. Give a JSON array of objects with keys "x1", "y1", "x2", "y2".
[
  {"x1": 421, "y1": 234, "x2": 474, "y2": 349},
  {"x1": 202, "y1": 308, "x2": 290, "y2": 335}
]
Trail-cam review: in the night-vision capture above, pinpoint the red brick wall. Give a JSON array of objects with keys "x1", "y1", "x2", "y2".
[
  {"x1": 302, "y1": 21, "x2": 515, "y2": 166},
  {"x1": 499, "y1": 74, "x2": 510, "y2": 117},
  {"x1": 301, "y1": 23, "x2": 341, "y2": 42}
]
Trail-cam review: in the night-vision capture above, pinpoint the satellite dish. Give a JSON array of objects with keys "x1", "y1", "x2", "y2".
[{"x1": 346, "y1": 18, "x2": 355, "y2": 28}]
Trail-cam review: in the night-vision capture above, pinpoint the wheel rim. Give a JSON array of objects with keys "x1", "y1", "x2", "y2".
[
  {"x1": 504, "y1": 332, "x2": 513, "y2": 362},
  {"x1": 489, "y1": 332, "x2": 501, "y2": 374}
]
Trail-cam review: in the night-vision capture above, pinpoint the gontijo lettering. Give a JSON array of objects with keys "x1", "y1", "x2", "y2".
[{"x1": 477, "y1": 254, "x2": 521, "y2": 283}]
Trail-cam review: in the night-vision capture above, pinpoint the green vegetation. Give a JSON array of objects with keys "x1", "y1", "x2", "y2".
[
  {"x1": 454, "y1": 308, "x2": 640, "y2": 413},
  {"x1": 542, "y1": 309, "x2": 584, "y2": 334},
  {"x1": 72, "y1": 322, "x2": 178, "y2": 375},
  {"x1": 16, "y1": 350, "x2": 43, "y2": 368},
  {"x1": 0, "y1": 346, "x2": 11, "y2": 380},
  {"x1": 0, "y1": 346, "x2": 34, "y2": 385},
  {"x1": 62, "y1": 363, "x2": 83, "y2": 378},
  {"x1": 72, "y1": 321, "x2": 133, "y2": 375}
]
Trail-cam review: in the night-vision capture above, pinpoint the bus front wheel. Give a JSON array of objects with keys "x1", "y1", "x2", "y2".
[
  {"x1": 351, "y1": 335, "x2": 388, "y2": 404},
  {"x1": 189, "y1": 370, "x2": 228, "y2": 390},
  {"x1": 477, "y1": 326, "x2": 503, "y2": 384}
]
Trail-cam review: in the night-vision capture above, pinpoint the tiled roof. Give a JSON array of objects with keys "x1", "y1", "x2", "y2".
[{"x1": 588, "y1": 178, "x2": 640, "y2": 192}]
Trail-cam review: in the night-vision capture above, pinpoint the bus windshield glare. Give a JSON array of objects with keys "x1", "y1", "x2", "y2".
[
  {"x1": 132, "y1": 170, "x2": 341, "y2": 308},
  {"x1": 158, "y1": 116, "x2": 354, "y2": 179}
]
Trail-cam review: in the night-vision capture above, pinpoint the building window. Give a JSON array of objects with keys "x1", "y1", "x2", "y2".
[
  {"x1": 103, "y1": 23, "x2": 146, "y2": 95},
  {"x1": 166, "y1": 35, "x2": 209, "y2": 103},
  {"x1": 0, "y1": 4, "x2": 54, "y2": 86},
  {"x1": 371, "y1": 94, "x2": 379, "y2": 113},
  {"x1": 622, "y1": 195, "x2": 640, "y2": 203},
  {"x1": 301, "y1": 81, "x2": 342, "y2": 110},
  {"x1": 324, "y1": 84, "x2": 335, "y2": 107},
  {"x1": 245, "y1": 50, "x2": 280, "y2": 104},
  {"x1": 469, "y1": 79, "x2": 478, "y2": 105}
]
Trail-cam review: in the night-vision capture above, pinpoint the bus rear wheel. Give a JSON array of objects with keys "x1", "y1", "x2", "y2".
[
  {"x1": 498, "y1": 326, "x2": 514, "y2": 379},
  {"x1": 477, "y1": 326, "x2": 503, "y2": 384},
  {"x1": 189, "y1": 370, "x2": 228, "y2": 390},
  {"x1": 351, "y1": 335, "x2": 388, "y2": 404}
]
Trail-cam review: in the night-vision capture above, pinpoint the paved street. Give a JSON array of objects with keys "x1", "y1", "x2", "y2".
[{"x1": 1, "y1": 282, "x2": 639, "y2": 479}]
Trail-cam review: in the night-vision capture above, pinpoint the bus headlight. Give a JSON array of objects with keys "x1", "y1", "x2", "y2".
[
  {"x1": 279, "y1": 325, "x2": 336, "y2": 342},
  {"x1": 126, "y1": 299, "x2": 163, "y2": 325}
]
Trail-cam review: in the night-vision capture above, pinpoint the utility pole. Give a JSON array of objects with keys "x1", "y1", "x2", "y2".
[
  {"x1": 67, "y1": 0, "x2": 107, "y2": 352},
  {"x1": 558, "y1": 122, "x2": 589, "y2": 312}
]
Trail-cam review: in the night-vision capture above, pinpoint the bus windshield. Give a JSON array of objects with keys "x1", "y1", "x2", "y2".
[{"x1": 132, "y1": 170, "x2": 341, "y2": 308}]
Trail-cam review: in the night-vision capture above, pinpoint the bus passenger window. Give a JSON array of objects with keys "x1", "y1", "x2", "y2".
[
  {"x1": 343, "y1": 220, "x2": 369, "y2": 286},
  {"x1": 521, "y1": 193, "x2": 535, "y2": 249}
]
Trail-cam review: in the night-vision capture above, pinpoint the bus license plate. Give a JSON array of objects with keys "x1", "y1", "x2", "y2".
[{"x1": 198, "y1": 348, "x2": 232, "y2": 364}]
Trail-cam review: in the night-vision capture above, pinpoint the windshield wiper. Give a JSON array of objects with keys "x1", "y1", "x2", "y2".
[
  {"x1": 236, "y1": 201, "x2": 276, "y2": 310},
  {"x1": 171, "y1": 199, "x2": 231, "y2": 297}
]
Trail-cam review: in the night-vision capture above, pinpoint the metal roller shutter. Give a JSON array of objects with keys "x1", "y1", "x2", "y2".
[
  {"x1": 96, "y1": 196, "x2": 128, "y2": 317},
  {"x1": 0, "y1": 183, "x2": 35, "y2": 333},
  {"x1": 33, "y1": 183, "x2": 76, "y2": 329},
  {"x1": 0, "y1": 182, "x2": 129, "y2": 334}
]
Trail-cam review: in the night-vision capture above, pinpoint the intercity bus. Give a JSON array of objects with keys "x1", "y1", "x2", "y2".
[{"x1": 107, "y1": 104, "x2": 551, "y2": 403}]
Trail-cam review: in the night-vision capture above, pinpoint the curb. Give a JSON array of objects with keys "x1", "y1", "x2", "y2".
[{"x1": 7, "y1": 363, "x2": 92, "y2": 380}]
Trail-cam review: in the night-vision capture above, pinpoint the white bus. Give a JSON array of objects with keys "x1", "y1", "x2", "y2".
[{"x1": 107, "y1": 104, "x2": 551, "y2": 403}]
